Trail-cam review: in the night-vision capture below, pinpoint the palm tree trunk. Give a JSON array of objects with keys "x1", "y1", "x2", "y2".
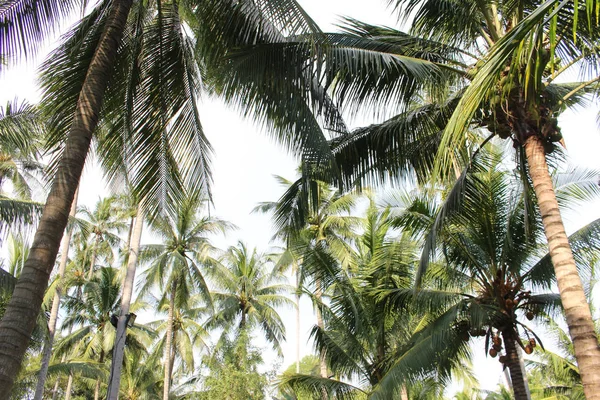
[
  {"x1": 94, "y1": 350, "x2": 105, "y2": 400},
  {"x1": 169, "y1": 327, "x2": 177, "y2": 380},
  {"x1": 524, "y1": 135, "x2": 600, "y2": 399},
  {"x1": 315, "y1": 278, "x2": 327, "y2": 379},
  {"x1": 400, "y1": 386, "x2": 409, "y2": 400},
  {"x1": 163, "y1": 281, "x2": 177, "y2": 400},
  {"x1": 87, "y1": 235, "x2": 101, "y2": 280},
  {"x1": 315, "y1": 278, "x2": 328, "y2": 400},
  {"x1": 501, "y1": 331, "x2": 530, "y2": 400},
  {"x1": 295, "y1": 268, "x2": 301, "y2": 374},
  {"x1": 51, "y1": 378, "x2": 60, "y2": 400},
  {"x1": 64, "y1": 374, "x2": 74, "y2": 400},
  {"x1": 34, "y1": 190, "x2": 79, "y2": 400},
  {"x1": 107, "y1": 205, "x2": 144, "y2": 400},
  {"x1": 0, "y1": 0, "x2": 133, "y2": 394}
]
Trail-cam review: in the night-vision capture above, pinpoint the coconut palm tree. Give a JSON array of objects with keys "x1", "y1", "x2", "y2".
[
  {"x1": 391, "y1": 153, "x2": 600, "y2": 399},
  {"x1": 55, "y1": 266, "x2": 151, "y2": 400},
  {"x1": 0, "y1": 1, "x2": 348, "y2": 391},
  {"x1": 0, "y1": 99, "x2": 45, "y2": 237},
  {"x1": 256, "y1": 175, "x2": 361, "y2": 380},
  {"x1": 77, "y1": 196, "x2": 126, "y2": 279},
  {"x1": 146, "y1": 293, "x2": 210, "y2": 385},
  {"x1": 207, "y1": 242, "x2": 293, "y2": 357},
  {"x1": 281, "y1": 200, "x2": 473, "y2": 399},
  {"x1": 138, "y1": 192, "x2": 229, "y2": 400},
  {"x1": 232, "y1": 2, "x2": 600, "y2": 394}
]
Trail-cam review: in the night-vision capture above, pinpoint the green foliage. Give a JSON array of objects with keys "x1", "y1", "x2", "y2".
[{"x1": 198, "y1": 330, "x2": 268, "y2": 400}]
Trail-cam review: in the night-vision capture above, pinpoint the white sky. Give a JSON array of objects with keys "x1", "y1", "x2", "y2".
[{"x1": 1, "y1": 0, "x2": 600, "y2": 395}]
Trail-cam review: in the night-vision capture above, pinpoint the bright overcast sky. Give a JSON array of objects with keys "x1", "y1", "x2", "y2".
[{"x1": 1, "y1": 0, "x2": 600, "y2": 394}]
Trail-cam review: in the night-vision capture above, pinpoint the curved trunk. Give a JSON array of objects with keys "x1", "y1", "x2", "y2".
[
  {"x1": 107, "y1": 206, "x2": 144, "y2": 400},
  {"x1": 163, "y1": 281, "x2": 177, "y2": 400},
  {"x1": 33, "y1": 190, "x2": 79, "y2": 400},
  {"x1": 0, "y1": 0, "x2": 133, "y2": 394},
  {"x1": 501, "y1": 331, "x2": 530, "y2": 400},
  {"x1": 525, "y1": 135, "x2": 600, "y2": 399}
]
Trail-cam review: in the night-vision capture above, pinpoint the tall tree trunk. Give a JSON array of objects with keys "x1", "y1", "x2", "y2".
[
  {"x1": 107, "y1": 205, "x2": 144, "y2": 400},
  {"x1": 94, "y1": 350, "x2": 105, "y2": 400},
  {"x1": 51, "y1": 378, "x2": 60, "y2": 400},
  {"x1": 87, "y1": 235, "x2": 101, "y2": 280},
  {"x1": 315, "y1": 278, "x2": 328, "y2": 400},
  {"x1": 295, "y1": 267, "x2": 301, "y2": 374},
  {"x1": 34, "y1": 190, "x2": 79, "y2": 400},
  {"x1": 525, "y1": 135, "x2": 600, "y2": 399},
  {"x1": 64, "y1": 373, "x2": 74, "y2": 400},
  {"x1": 315, "y1": 278, "x2": 327, "y2": 379},
  {"x1": 0, "y1": 0, "x2": 133, "y2": 394},
  {"x1": 169, "y1": 327, "x2": 177, "y2": 381},
  {"x1": 400, "y1": 386, "x2": 409, "y2": 400},
  {"x1": 501, "y1": 331, "x2": 530, "y2": 400},
  {"x1": 163, "y1": 281, "x2": 177, "y2": 400}
]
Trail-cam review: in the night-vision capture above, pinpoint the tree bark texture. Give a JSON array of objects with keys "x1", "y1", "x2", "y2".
[
  {"x1": 524, "y1": 135, "x2": 600, "y2": 399},
  {"x1": 107, "y1": 206, "x2": 144, "y2": 400},
  {"x1": 33, "y1": 190, "x2": 79, "y2": 400},
  {"x1": 0, "y1": 0, "x2": 133, "y2": 394},
  {"x1": 163, "y1": 281, "x2": 177, "y2": 400},
  {"x1": 501, "y1": 332, "x2": 530, "y2": 400}
]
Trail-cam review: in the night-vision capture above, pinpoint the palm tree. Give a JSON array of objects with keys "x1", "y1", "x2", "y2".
[
  {"x1": 393, "y1": 154, "x2": 600, "y2": 399},
  {"x1": 234, "y1": 2, "x2": 600, "y2": 394},
  {"x1": 55, "y1": 267, "x2": 120, "y2": 400},
  {"x1": 77, "y1": 196, "x2": 126, "y2": 279},
  {"x1": 0, "y1": 99, "x2": 45, "y2": 237},
  {"x1": 56, "y1": 266, "x2": 151, "y2": 400},
  {"x1": 33, "y1": 190, "x2": 79, "y2": 400},
  {"x1": 0, "y1": 1, "x2": 344, "y2": 391},
  {"x1": 208, "y1": 242, "x2": 293, "y2": 356},
  {"x1": 256, "y1": 175, "x2": 361, "y2": 379},
  {"x1": 0, "y1": 0, "x2": 135, "y2": 390},
  {"x1": 139, "y1": 193, "x2": 229, "y2": 400},
  {"x1": 146, "y1": 294, "x2": 209, "y2": 385},
  {"x1": 0, "y1": 99, "x2": 44, "y2": 199},
  {"x1": 281, "y1": 200, "x2": 472, "y2": 399}
]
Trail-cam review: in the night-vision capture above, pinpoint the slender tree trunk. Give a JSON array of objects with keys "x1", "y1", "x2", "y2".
[
  {"x1": 295, "y1": 267, "x2": 301, "y2": 374},
  {"x1": 315, "y1": 278, "x2": 328, "y2": 400},
  {"x1": 525, "y1": 135, "x2": 600, "y2": 399},
  {"x1": 34, "y1": 190, "x2": 79, "y2": 400},
  {"x1": 163, "y1": 281, "x2": 177, "y2": 400},
  {"x1": 400, "y1": 386, "x2": 409, "y2": 400},
  {"x1": 501, "y1": 331, "x2": 530, "y2": 400},
  {"x1": 169, "y1": 327, "x2": 177, "y2": 381},
  {"x1": 315, "y1": 278, "x2": 327, "y2": 379},
  {"x1": 94, "y1": 350, "x2": 105, "y2": 400},
  {"x1": 87, "y1": 235, "x2": 101, "y2": 280},
  {"x1": 64, "y1": 373, "x2": 74, "y2": 400},
  {"x1": 51, "y1": 378, "x2": 60, "y2": 400},
  {"x1": 0, "y1": 0, "x2": 133, "y2": 394},
  {"x1": 107, "y1": 206, "x2": 144, "y2": 400}
]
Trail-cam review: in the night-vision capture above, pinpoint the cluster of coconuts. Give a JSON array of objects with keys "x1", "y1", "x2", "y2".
[{"x1": 489, "y1": 334, "x2": 538, "y2": 366}]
